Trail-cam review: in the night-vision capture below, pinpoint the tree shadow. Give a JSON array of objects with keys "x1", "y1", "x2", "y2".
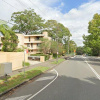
[{"x1": 34, "y1": 75, "x2": 100, "y2": 100}]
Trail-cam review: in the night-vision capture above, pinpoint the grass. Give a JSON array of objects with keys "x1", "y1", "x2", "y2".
[
  {"x1": 0, "y1": 66, "x2": 50, "y2": 94},
  {"x1": 51, "y1": 58, "x2": 65, "y2": 64}
]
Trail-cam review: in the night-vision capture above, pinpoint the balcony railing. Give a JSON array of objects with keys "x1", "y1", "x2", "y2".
[{"x1": 24, "y1": 40, "x2": 42, "y2": 44}]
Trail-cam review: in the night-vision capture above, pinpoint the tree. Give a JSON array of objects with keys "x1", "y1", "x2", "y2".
[
  {"x1": 83, "y1": 13, "x2": 100, "y2": 56},
  {"x1": 11, "y1": 9, "x2": 44, "y2": 35},
  {"x1": 0, "y1": 24, "x2": 18, "y2": 52},
  {"x1": 83, "y1": 47, "x2": 92, "y2": 55},
  {"x1": 76, "y1": 46, "x2": 84, "y2": 55},
  {"x1": 39, "y1": 38, "x2": 51, "y2": 54},
  {"x1": 45, "y1": 20, "x2": 71, "y2": 41},
  {"x1": 69, "y1": 40, "x2": 77, "y2": 53}
]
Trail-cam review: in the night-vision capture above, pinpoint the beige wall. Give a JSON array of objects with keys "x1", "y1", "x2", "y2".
[
  {"x1": 16, "y1": 34, "x2": 24, "y2": 48},
  {"x1": 43, "y1": 31, "x2": 51, "y2": 40},
  {"x1": 0, "y1": 52, "x2": 28, "y2": 71}
]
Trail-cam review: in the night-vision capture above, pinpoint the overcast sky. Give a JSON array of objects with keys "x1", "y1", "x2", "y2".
[{"x1": 0, "y1": 0, "x2": 100, "y2": 46}]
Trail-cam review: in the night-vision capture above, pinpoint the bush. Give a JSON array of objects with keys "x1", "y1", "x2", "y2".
[
  {"x1": 22, "y1": 62, "x2": 30, "y2": 67},
  {"x1": 30, "y1": 54, "x2": 50, "y2": 61},
  {"x1": 53, "y1": 54, "x2": 61, "y2": 58},
  {"x1": 15, "y1": 48, "x2": 24, "y2": 52}
]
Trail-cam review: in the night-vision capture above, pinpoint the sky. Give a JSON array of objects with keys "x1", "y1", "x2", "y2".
[{"x1": 0, "y1": 0, "x2": 100, "y2": 46}]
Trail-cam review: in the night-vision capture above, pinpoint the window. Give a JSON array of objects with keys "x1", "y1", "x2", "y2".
[
  {"x1": 27, "y1": 44, "x2": 30, "y2": 47},
  {"x1": 37, "y1": 43, "x2": 40, "y2": 47},
  {"x1": 36, "y1": 37, "x2": 40, "y2": 40},
  {"x1": 29, "y1": 37, "x2": 30, "y2": 42},
  {"x1": 31, "y1": 43, "x2": 33, "y2": 48}
]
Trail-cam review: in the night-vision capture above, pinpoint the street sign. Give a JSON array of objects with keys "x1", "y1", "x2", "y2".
[{"x1": 24, "y1": 49, "x2": 28, "y2": 54}]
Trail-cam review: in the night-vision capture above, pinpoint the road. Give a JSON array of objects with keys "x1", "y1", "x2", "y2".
[{"x1": 3, "y1": 56, "x2": 100, "y2": 100}]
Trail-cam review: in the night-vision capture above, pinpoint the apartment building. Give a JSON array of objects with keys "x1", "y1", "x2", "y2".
[
  {"x1": 17, "y1": 31, "x2": 51, "y2": 54},
  {"x1": 0, "y1": 31, "x2": 51, "y2": 53}
]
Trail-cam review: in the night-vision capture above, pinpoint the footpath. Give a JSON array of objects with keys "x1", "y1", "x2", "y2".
[{"x1": 9, "y1": 58, "x2": 59, "y2": 76}]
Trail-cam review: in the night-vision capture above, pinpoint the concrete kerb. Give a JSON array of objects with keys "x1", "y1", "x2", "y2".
[{"x1": 0, "y1": 58, "x2": 66, "y2": 97}]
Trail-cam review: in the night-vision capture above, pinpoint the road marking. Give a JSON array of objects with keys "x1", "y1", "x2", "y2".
[
  {"x1": 6, "y1": 94, "x2": 32, "y2": 100},
  {"x1": 36, "y1": 76, "x2": 55, "y2": 81},
  {"x1": 85, "y1": 60, "x2": 100, "y2": 80},
  {"x1": 27, "y1": 69, "x2": 58, "y2": 100},
  {"x1": 82, "y1": 56, "x2": 100, "y2": 80}
]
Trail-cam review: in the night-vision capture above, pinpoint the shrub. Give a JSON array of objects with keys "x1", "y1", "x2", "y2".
[
  {"x1": 53, "y1": 53, "x2": 61, "y2": 58},
  {"x1": 22, "y1": 62, "x2": 30, "y2": 67}
]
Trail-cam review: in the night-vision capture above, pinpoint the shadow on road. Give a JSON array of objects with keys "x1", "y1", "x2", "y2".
[{"x1": 35, "y1": 75, "x2": 100, "y2": 100}]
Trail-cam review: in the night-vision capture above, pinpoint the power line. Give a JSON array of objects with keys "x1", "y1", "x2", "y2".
[
  {"x1": 16, "y1": 0, "x2": 29, "y2": 9},
  {"x1": 2, "y1": 0, "x2": 19, "y2": 10},
  {"x1": 29, "y1": 0, "x2": 50, "y2": 19}
]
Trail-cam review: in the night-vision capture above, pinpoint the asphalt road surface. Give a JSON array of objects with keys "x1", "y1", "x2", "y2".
[{"x1": 3, "y1": 56, "x2": 100, "y2": 100}]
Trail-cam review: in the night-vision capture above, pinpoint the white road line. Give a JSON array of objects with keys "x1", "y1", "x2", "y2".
[
  {"x1": 6, "y1": 94, "x2": 32, "y2": 100},
  {"x1": 85, "y1": 60, "x2": 100, "y2": 80},
  {"x1": 36, "y1": 76, "x2": 55, "y2": 81},
  {"x1": 27, "y1": 69, "x2": 58, "y2": 100},
  {"x1": 82, "y1": 56, "x2": 100, "y2": 80}
]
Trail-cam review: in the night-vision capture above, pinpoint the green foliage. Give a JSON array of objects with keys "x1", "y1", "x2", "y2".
[
  {"x1": 76, "y1": 46, "x2": 84, "y2": 55},
  {"x1": 11, "y1": 9, "x2": 44, "y2": 35},
  {"x1": 39, "y1": 38, "x2": 51, "y2": 54},
  {"x1": 83, "y1": 47, "x2": 92, "y2": 56},
  {"x1": 45, "y1": 20, "x2": 71, "y2": 41},
  {"x1": 0, "y1": 25, "x2": 18, "y2": 52},
  {"x1": 0, "y1": 66, "x2": 49, "y2": 93},
  {"x1": 83, "y1": 13, "x2": 100, "y2": 56},
  {"x1": 15, "y1": 48, "x2": 24, "y2": 52},
  {"x1": 22, "y1": 62, "x2": 30, "y2": 67},
  {"x1": 50, "y1": 41, "x2": 64, "y2": 55},
  {"x1": 53, "y1": 53, "x2": 61, "y2": 58},
  {"x1": 51, "y1": 58, "x2": 65, "y2": 64}
]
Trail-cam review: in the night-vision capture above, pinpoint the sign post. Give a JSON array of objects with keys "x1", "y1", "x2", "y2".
[{"x1": 23, "y1": 49, "x2": 28, "y2": 77}]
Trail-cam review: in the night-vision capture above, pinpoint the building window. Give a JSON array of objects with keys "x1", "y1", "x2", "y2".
[
  {"x1": 37, "y1": 43, "x2": 40, "y2": 47},
  {"x1": 29, "y1": 37, "x2": 30, "y2": 42},
  {"x1": 31, "y1": 43, "x2": 33, "y2": 48},
  {"x1": 27, "y1": 44, "x2": 30, "y2": 47},
  {"x1": 36, "y1": 37, "x2": 40, "y2": 40}
]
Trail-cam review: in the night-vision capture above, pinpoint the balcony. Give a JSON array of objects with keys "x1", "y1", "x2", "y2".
[
  {"x1": 27, "y1": 47, "x2": 39, "y2": 50},
  {"x1": 24, "y1": 40, "x2": 42, "y2": 44},
  {"x1": 24, "y1": 34, "x2": 44, "y2": 37}
]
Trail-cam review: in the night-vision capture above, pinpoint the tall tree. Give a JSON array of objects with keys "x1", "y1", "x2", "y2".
[
  {"x1": 45, "y1": 20, "x2": 71, "y2": 41},
  {"x1": 0, "y1": 24, "x2": 18, "y2": 52},
  {"x1": 83, "y1": 13, "x2": 100, "y2": 56},
  {"x1": 11, "y1": 9, "x2": 44, "y2": 35}
]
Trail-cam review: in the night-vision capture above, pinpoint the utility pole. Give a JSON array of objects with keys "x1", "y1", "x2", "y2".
[
  {"x1": 57, "y1": 37, "x2": 58, "y2": 63},
  {"x1": 23, "y1": 49, "x2": 26, "y2": 77},
  {"x1": 68, "y1": 36, "x2": 70, "y2": 54}
]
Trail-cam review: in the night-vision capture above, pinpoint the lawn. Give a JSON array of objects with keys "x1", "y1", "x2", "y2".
[
  {"x1": 51, "y1": 58, "x2": 65, "y2": 64},
  {"x1": 0, "y1": 66, "x2": 50, "y2": 94}
]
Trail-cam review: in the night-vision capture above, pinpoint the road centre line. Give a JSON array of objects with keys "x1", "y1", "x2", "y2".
[{"x1": 27, "y1": 69, "x2": 58, "y2": 100}]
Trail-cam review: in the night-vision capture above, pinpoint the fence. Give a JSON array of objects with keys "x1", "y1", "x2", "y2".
[{"x1": 0, "y1": 52, "x2": 28, "y2": 70}]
